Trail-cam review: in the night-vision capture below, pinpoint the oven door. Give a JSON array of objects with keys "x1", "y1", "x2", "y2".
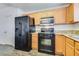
[{"x1": 38, "y1": 33, "x2": 55, "y2": 54}]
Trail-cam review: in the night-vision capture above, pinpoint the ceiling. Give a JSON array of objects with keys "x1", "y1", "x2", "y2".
[{"x1": 0, "y1": 3, "x2": 69, "y2": 12}]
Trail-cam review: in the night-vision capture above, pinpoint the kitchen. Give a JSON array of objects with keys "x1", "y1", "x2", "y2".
[{"x1": 0, "y1": 3, "x2": 79, "y2": 56}]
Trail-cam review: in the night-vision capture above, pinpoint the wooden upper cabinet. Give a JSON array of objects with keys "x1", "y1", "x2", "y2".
[
  {"x1": 66, "y1": 4, "x2": 74, "y2": 23},
  {"x1": 28, "y1": 8, "x2": 67, "y2": 25},
  {"x1": 54, "y1": 8, "x2": 66, "y2": 24},
  {"x1": 32, "y1": 13, "x2": 41, "y2": 25},
  {"x1": 55, "y1": 35, "x2": 65, "y2": 56}
]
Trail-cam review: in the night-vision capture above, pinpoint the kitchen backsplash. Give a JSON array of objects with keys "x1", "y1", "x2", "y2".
[
  {"x1": 74, "y1": 22, "x2": 79, "y2": 30},
  {"x1": 55, "y1": 30, "x2": 79, "y2": 35},
  {"x1": 35, "y1": 22, "x2": 79, "y2": 35},
  {"x1": 55, "y1": 22, "x2": 79, "y2": 35},
  {"x1": 54, "y1": 24, "x2": 73, "y2": 31}
]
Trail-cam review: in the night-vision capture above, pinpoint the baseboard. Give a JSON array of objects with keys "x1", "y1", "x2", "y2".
[
  {"x1": 55, "y1": 52, "x2": 64, "y2": 56},
  {"x1": 0, "y1": 44, "x2": 14, "y2": 47}
]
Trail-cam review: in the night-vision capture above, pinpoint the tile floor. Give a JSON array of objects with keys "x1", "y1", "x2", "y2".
[{"x1": 0, "y1": 45, "x2": 52, "y2": 56}]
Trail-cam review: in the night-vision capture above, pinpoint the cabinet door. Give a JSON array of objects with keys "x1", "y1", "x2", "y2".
[
  {"x1": 75, "y1": 41, "x2": 79, "y2": 56},
  {"x1": 54, "y1": 8, "x2": 66, "y2": 24},
  {"x1": 66, "y1": 4, "x2": 74, "y2": 23},
  {"x1": 66, "y1": 42, "x2": 74, "y2": 56},
  {"x1": 32, "y1": 33, "x2": 38, "y2": 49},
  {"x1": 75, "y1": 49, "x2": 79, "y2": 56},
  {"x1": 55, "y1": 35, "x2": 65, "y2": 55},
  {"x1": 66, "y1": 37, "x2": 74, "y2": 46}
]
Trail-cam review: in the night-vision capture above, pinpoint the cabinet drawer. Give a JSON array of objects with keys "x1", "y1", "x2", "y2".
[
  {"x1": 66, "y1": 42, "x2": 74, "y2": 56},
  {"x1": 66, "y1": 37, "x2": 74, "y2": 46},
  {"x1": 75, "y1": 41, "x2": 79, "y2": 49},
  {"x1": 75, "y1": 49, "x2": 79, "y2": 56}
]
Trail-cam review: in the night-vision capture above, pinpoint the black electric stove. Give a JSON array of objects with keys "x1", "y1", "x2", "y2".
[{"x1": 38, "y1": 17, "x2": 55, "y2": 55}]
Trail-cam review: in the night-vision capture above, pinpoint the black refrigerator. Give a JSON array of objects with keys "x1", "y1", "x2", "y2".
[
  {"x1": 15, "y1": 16, "x2": 35, "y2": 51},
  {"x1": 38, "y1": 17, "x2": 55, "y2": 55}
]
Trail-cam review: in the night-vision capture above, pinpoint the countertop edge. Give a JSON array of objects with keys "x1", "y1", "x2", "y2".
[{"x1": 56, "y1": 33, "x2": 79, "y2": 42}]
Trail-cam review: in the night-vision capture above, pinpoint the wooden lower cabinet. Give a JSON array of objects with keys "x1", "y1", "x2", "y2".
[
  {"x1": 66, "y1": 42, "x2": 74, "y2": 56},
  {"x1": 65, "y1": 37, "x2": 75, "y2": 56},
  {"x1": 55, "y1": 34, "x2": 79, "y2": 56},
  {"x1": 75, "y1": 49, "x2": 79, "y2": 56},
  {"x1": 75, "y1": 41, "x2": 79, "y2": 56},
  {"x1": 55, "y1": 35, "x2": 65, "y2": 56},
  {"x1": 32, "y1": 33, "x2": 38, "y2": 49},
  {"x1": 55, "y1": 34, "x2": 75, "y2": 56}
]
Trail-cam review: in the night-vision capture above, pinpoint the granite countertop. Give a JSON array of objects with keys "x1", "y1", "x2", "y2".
[
  {"x1": 56, "y1": 33, "x2": 79, "y2": 42},
  {"x1": 32, "y1": 32, "x2": 79, "y2": 42}
]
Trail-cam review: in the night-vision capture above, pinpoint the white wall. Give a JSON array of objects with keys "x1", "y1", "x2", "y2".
[
  {"x1": 0, "y1": 7, "x2": 24, "y2": 46},
  {"x1": 54, "y1": 22, "x2": 79, "y2": 32},
  {"x1": 74, "y1": 3, "x2": 79, "y2": 21},
  {"x1": 54, "y1": 24, "x2": 73, "y2": 31}
]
